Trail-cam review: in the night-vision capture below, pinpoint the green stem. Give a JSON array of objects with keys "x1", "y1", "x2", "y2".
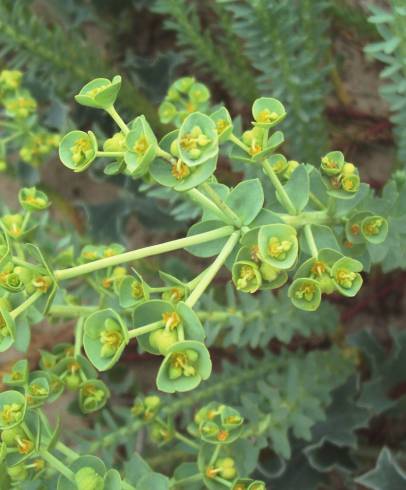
[
  {"x1": 55, "y1": 442, "x2": 79, "y2": 463},
  {"x1": 200, "y1": 182, "x2": 242, "y2": 227},
  {"x1": 280, "y1": 210, "x2": 332, "y2": 227},
  {"x1": 2, "y1": 131, "x2": 22, "y2": 144},
  {"x1": 229, "y1": 133, "x2": 250, "y2": 153},
  {"x1": 186, "y1": 231, "x2": 240, "y2": 308},
  {"x1": 96, "y1": 151, "x2": 125, "y2": 158},
  {"x1": 12, "y1": 257, "x2": 40, "y2": 271},
  {"x1": 49, "y1": 304, "x2": 98, "y2": 318},
  {"x1": 55, "y1": 226, "x2": 234, "y2": 281},
  {"x1": 209, "y1": 444, "x2": 221, "y2": 467},
  {"x1": 20, "y1": 211, "x2": 31, "y2": 233},
  {"x1": 187, "y1": 188, "x2": 230, "y2": 223},
  {"x1": 10, "y1": 290, "x2": 42, "y2": 319},
  {"x1": 156, "y1": 146, "x2": 176, "y2": 163},
  {"x1": 261, "y1": 159, "x2": 297, "y2": 215},
  {"x1": 214, "y1": 476, "x2": 233, "y2": 487},
  {"x1": 105, "y1": 105, "x2": 129, "y2": 135},
  {"x1": 128, "y1": 320, "x2": 163, "y2": 340},
  {"x1": 304, "y1": 224, "x2": 318, "y2": 258},
  {"x1": 40, "y1": 450, "x2": 75, "y2": 482},
  {"x1": 74, "y1": 318, "x2": 84, "y2": 357},
  {"x1": 174, "y1": 431, "x2": 200, "y2": 450}
]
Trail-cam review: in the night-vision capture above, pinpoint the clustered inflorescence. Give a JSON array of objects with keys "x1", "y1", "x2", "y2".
[{"x1": 0, "y1": 74, "x2": 390, "y2": 488}]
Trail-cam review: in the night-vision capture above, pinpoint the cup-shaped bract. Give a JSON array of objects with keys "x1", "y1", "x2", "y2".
[
  {"x1": 79, "y1": 379, "x2": 110, "y2": 414},
  {"x1": 58, "y1": 455, "x2": 106, "y2": 490},
  {"x1": 320, "y1": 151, "x2": 344, "y2": 176},
  {"x1": 178, "y1": 112, "x2": 218, "y2": 166},
  {"x1": 83, "y1": 309, "x2": 129, "y2": 371},
  {"x1": 288, "y1": 277, "x2": 322, "y2": 311},
  {"x1": 134, "y1": 300, "x2": 205, "y2": 355},
  {"x1": 0, "y1": 305, "x2": 15, "y2": 352},
  {"x1": 210, "y1": 107, "x2": 233, "y2": 144},
  {"x1": 361, "y1": 215, "x2": 388, "y2": 244},
  {"x1": 124, "y1": 116, "x2": 157, "y2": 177},
  {"x1": 232, "y1": 260, "x2": 262, "y2": 293},
  {"x1": 74, "y1": 76, "x2": 122, "y2": 109},
  {"x1": 198, "y1": 404, "x2": 244, "y2": 445},
  {"x1": 267, "y1": 153, "x2": 288, "y2": 176},
  {"x1": 258, "y1": 224, "x2": 298, "y2": 269},
  {"x1": 0, "y1": 390, "x2": 26, "y2": 430},
  {"x1": 156, "y1": 340, "x2": 212, "y2": 393},
  {"x1": 232, "y1": 480, "x2": 266, "y2": 490},
  {"x1": 117, "y1": 273, "x2": 149, "y2": 309},
  {"x1": 345, "y1": 212, "x2": 372, "y2": 245},
  {"x1": 18, "y1": 187, "x2": 50, "y2": 212},
  {"x1": 331, "y1": 257, "x2": 363, "y2": 297},
  {"x1": 252, "y1": 97, "x2": 286, "y2": 129},
  {"x1": 150, "y1": 130, "x2": 217, "y2": 192},
  {"x1": 59, "y1": 130, "x2": 97, "y2": 172},
  {"x1": 26, "y1": 377, "x2": 50, "y2": 408},
  {"x1": 2, "y1": 359, "x2": 29, "y2": 387}
]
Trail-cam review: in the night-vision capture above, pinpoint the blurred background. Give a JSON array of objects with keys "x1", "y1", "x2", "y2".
[{"x1": 0, "y1": 0, "x2": 405, "y2": 488}]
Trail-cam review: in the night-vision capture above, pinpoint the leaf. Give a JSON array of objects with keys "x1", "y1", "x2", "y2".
[
  {"x1": 225, "y1": 179, "x2": 264, "y2": 225},
  {"x1": 124, "y1": 454, "x2": 152, "y2": 485},
  {"x1": 282, "y1": 165, "x2": 309, "y2": 213},
  {"x1": 355, "y1": 448, "x2": 406, "y2": 490}
]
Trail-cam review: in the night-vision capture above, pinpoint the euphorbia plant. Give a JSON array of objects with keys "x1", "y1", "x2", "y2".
[{"x1": 0, "y1": 74, "x2": 396, "y2": 488}]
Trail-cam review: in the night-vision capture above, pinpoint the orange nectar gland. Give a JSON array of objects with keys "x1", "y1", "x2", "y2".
[
  {"x1": 16, "y1": 437, "x2": 33, "y2": 455},
  {"x1": 71, "y1": 138, "x2": 92, "y2": 164},
  {"x1": 33, "y1": 275, "x2": 52, "y2": 293},
  {"x1": 206, "y1": 466, "x2": 220, "y2": 479},
  {"x1": 102, "y1": 277, "x2": 112, "y2": 289},
  {"x1": 344, "y1": 240, "x2": 353, "y2": 249},
  {"x1": 295, "y1": 283, "x2": 316, "y2": 302},
  {"x1": 162, "y1": 311, "x2": 181, "y2": 331},
  {"x1": 171, "y1": 159, "x2": 191, "y2": 181},
  {"x1": 321, "y1": 156, "x2": 338, "y2": 170},
  {"x1": 311, "y1": 261, "x2": 327, "y2": 277},
  {"x1": 257, "y1": 109, "x2": 278, "y2": 123},
  {"x1": 133, "y1": 135, "x2": 149, "y2": 156},
  {"x1": 267, "y1": 237, "x2": 292, "y2": 260},
  {"x1": 350, "y1": 224, "x2": 361, "y2": 236},
  {"x1": 217, "y1": 430, "x2": 229, "y2": 442},
  {"x1": 335, "y1": 269, "x2": 356, "y2": 289}
]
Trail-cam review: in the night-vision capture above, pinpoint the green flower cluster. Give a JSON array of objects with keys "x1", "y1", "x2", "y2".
[{"x1": 0, "y1": 69, "x2": 59, "y2": 172}]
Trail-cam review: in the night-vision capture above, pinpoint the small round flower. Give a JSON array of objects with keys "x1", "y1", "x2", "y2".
[
  {"x1": 117, "y1": 272, "x2": 149, "y2": 309},
  {"x1": 156, "y1": 340, "x2": 212, "y2": 393},
  {"x1": 83, "y1": 309, "x2": 129, "y2": 371},
  {"x1": 342, "y1": 174, "x2": 360, "y2": 193},
  {"x1": 361, "y1": 215, "x2": 388, "y2": 244},
  {"x1": 59, "y1": 130, "x2": 97, "y2": 172},
  {"x1": 79, "y1": 379, "x2": 110, "y2": 414},
  {"x1": 75, "y1": 75, "x2": 122, "y2": 109},
  {"x1": 0, "y1": 390, "x2": 26, "y2": 430},
  {"x1": 242, "y1": 127, "x2": 265, "y2": 157},
  {"x1": 232, "y1": 260, "x2": 262, "y2": 293},
  {"x1": 124, "y1": 115, "x2": 157, "y2": 177},
  {"x1": 0, "y1": 70, "x2": 22, "y2": 92},
  {"x1": 158, "y1": 101, "x2": 177, "y2": 124},
  {"x1": 345, "y1": 212, "x2": 372, "y2": 245},
  {"x1": 134, "y1": 300, "x2": 205, "y2": 355},
  {"x1": 178, "y1": 112, "x2": 218, "y2": 166},
  {"x1": 268, "y1": 153, "x2": 288, "y2": 176},
  {"x1": 258, "y1": 224, "x2": 298, "y2": 269},
  {"x1": 19, "y1": 132, "x2": 60, "y2": 167},
  {"x1": 288, "y1": 278, "x2": 322, "y2": 311},
  {"x1": 210, "y1": 107, "x2": 233, "y2": 144},
  {"x1": 320, "y1": 151, "x2": 344, "y2": 176},
  {"x1": 74, "y1": 467, "x2": 104, "y2": 490},
  {"x1": 331, "y1": 257, "x2": 363, "y2": 297},
  {"x1": 252, "y1": 97, "x2": 286, "y2": 128},
  {"x1": 4, "y1": 91, "x2": 37, "y2": 119},
  {"x1": 18, "y1": 187, "x2": 50, "y2": 212}
]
